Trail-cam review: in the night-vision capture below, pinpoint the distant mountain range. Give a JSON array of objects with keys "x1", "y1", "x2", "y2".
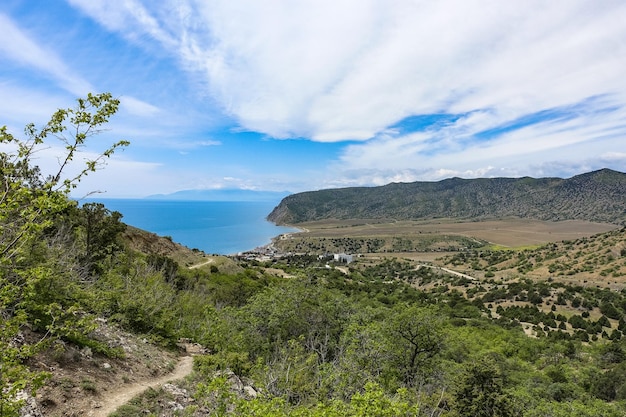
[
  {"x1": 147, "y1": 189, "x2": 291, "y2": 202},
  {"x1": 267, "y1": 169, "x2": 626, "y2": 225}
]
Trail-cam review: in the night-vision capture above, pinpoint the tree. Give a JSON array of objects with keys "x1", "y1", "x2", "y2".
[
  {"x1": 0, "y1": 93, "x2": 127, "y2": 415},
  {"x1": 600, "y1": 302, "x2": 622, "y2": 321},
  {"x1": 78, "y1": 202, "x2": 126, "y2": 276},
  {"x1": 386, "y1": 304, "x2": 445, "y2": 387},
  {"x1": 454, "y1": 356, "x2": 512, "y2": 417}
]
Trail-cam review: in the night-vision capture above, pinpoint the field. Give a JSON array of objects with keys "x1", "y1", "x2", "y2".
[{"x1": 277, "y1": 218, "x2": 618, "y2": 252}]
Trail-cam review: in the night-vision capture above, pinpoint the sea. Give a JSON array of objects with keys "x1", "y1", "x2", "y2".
[{"x1": 80, "y1": 199, "x2": 298, "y2": 255}]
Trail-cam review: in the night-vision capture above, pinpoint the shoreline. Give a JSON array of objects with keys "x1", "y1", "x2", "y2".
[{"x1": 237, "y1": 225, "x2": 308, "y2": 256}]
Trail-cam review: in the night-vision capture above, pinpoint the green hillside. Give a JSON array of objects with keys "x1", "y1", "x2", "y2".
[
  {"x1": 4, "y1": 95, "x2": 626, "y2": 416},
  {"x1": 268, "y1": 170, "x2": 626, "y2": 225}
]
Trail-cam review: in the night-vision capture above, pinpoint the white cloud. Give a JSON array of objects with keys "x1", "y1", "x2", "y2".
[
  {"x1": 0, "y1": 83, "x2": 69, "y2": 126},
  {"x1": 326, "y1": 91, "x2": 626, "y2": 185},
  {"x1": 189, "y1": 140, "x2": 221, "y2": 147},
  {"x1": 5, "y1": 1, "x2": 625, "y2": 194},
  {"x1": 0, "y1": 13, "x2": 93, "y2": 96},
  {"x1": 64, "y1": 0, "x2": 626, "y2": 147},
  {"x1": 601, "y1": 152, "x2": 626, "y2": 161},
  {"x1": 67, "y1": 0, "x2": 177, "y2": 48},
  {"x1": 120, "y1": 96, "x2": 161, "y2": 117},
  {"x1": 170, "y1": 139, "x2": 222, "y2": 156}
]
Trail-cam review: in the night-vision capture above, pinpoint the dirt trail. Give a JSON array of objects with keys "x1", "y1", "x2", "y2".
[
  {"x1": 89, "y1": 355, "x2": 194, "y2": 417},
  {"x1": 417, "y1": 264, "x2": 477, "y2": 281},
  {"x1": 189, "y1": 258, "x2": 214, "y2": 269}
]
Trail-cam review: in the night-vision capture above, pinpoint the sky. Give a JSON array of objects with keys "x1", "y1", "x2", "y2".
[{"x1": 1, "y1": 0, "x2": 626, "y2": 198}]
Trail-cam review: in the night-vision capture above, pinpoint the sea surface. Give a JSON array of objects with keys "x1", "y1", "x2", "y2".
[{"x1": 81, "y1": 199, "x2": 298, "y2": 255}]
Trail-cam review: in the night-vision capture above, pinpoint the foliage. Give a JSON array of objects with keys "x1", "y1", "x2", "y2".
[
  {"x1": 0, "y1": 93, "x2": 127, "y2": 415},
  {"x1": 268, "y1": 169, "x2": 626, "y2": 225},
  {"x1": 4, "y1": 95, "x2": 626, "y2": 416},
  {"x1": 453, "y1": 356, "x2": 511, "y2": 417},
  {"x1": 77, "y1": 202, "x2": 126, "y2": 276}
]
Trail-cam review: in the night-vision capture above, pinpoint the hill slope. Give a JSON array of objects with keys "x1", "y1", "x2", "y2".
[
  {"x1": 441, "y1": 226, "x2": 626, "y2": 288},
  {"x1": 268, "y1": 169, "x2": 626, "y2": 225}
]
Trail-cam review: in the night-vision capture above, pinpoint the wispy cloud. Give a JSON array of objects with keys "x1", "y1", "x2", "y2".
[
  {"x1": 331, "y1": 94, "x2": 626, "y2": 184},
  {"x1": 175, "y1": 139, "x2": 222, "y2": 155},
  {"x1": 188, "y1": 139, "x2": 221, "y2": 148},
  {"x1": 0, "y1": 13, "x2": 93, "y2": 95},
  {"x1": 0, "y1": 83, "x2": 68, "y2": 127},
  {"x1": 120, "y1": 96, "x2": 161, "y2": 117},
  {"x1": 66, "y1": 0, "x2": 177, "y2": 48},
  {"x1": 2, "y1": 1, "x2": 625, "y2": 195},
  {"x1": 65, "y1": 1, "x2": 626, "y2": 139}
]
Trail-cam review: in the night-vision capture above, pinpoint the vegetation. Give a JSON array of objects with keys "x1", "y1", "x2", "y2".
[
  {"x1": 442, "y1": 227, "x2": 626, "y2": 287},
  {"x1": 268, "y1": 170, "x2": 626, "y2": 225},
  {"x1": 3, "y1": 95, "x2": 626, "y2": 416},
  {"x1": 0, "y1": 93, "x2": 128, "y2": 415},
  {"x1": 114, "y1": 252, "x2": 626, "y2": 416},
  {"x1": 273, "y1": 234, "x2": 485, "y2": 254}
]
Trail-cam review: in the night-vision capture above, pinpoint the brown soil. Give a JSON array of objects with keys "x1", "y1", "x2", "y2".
[
  {"x1": 32, "y1": 323, "x2": 192, "y2": 417},
  {"x1": 91, "y1": 356, "x2": 193, "y2": 417}
]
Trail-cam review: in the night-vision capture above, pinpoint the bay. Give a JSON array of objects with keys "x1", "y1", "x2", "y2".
[{"x1": 81, "y1": 198, "x2": 298, "y2": 255}]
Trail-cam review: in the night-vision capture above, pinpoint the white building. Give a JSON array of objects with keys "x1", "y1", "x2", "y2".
[{"x1": 333, "y1": 253, "x2": 353, "y2": 264}]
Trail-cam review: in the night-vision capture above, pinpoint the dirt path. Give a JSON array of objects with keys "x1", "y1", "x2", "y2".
[
  {"x1": 417, "y1": 264, "x2": 477, "y2": 281},
  {"x1": 189, "y1": 258, "x2": 214, "y2": 269},
  {"x1": 90, "y1": 356, "x2": 194, "y2": 417}
]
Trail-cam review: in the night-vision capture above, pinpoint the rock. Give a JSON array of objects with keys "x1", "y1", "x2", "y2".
[
  {"x1": 213, "y1": 370, "x2": 259, "y2": 399},
  {"x1": 162, "y1": 383, "x2": 188, "y2": 398},
  {"x1": 243, "y1": 385, "x2": 258, "y2": 399},
  {"x1": 101, "y1": 362, "x2": 112, "y2": 370},
  {"x1": 81, "y1": 347, "x2": 93, "y2": 359},
  {"x1": 176, "y1": 338, "x2": 208, "y2": 354},
  {"x1": 225, "y1": 371, "x2": 244, "y2": 392},
  {"x1": 17, "y1": 391, "x2": 44, "y2": 417},
  {"x1": 167, "y1": 401, "x2": 184, "y2": 411}
]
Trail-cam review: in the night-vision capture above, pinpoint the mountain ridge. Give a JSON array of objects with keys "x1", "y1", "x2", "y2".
[
  {"x1": 146, "y1": 188, "x2": 290, "y2": 202},
  {"x1": 267, "y1": 168, "x2": 626, "y2": 225}
]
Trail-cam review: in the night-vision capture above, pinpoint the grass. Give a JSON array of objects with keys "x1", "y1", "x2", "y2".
[
  {"x1": 80, "y1": 378, "x2": 97, "y2": 393},
  {"x1": 277, "y1": 218, "x2": 617, "y2": 254},
  {"x1": 488, "y1": 244, "x2": 543, "y2": 251}
]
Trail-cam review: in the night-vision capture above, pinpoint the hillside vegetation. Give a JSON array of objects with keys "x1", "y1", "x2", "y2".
[
  {"x1": 268, "y1": 169, "x2": 626, "y2": 225},
  {"x1": 442, "y1": 226, "x2": 626, "y2": 288},
  {"x1": 4, "y1": 95, "x2": 626, "y2": 416}
]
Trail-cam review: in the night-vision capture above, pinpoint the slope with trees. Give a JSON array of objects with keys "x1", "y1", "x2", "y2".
[
  {"x1": 268, "y1": 170, "x2": 626, "y2": 225},
  {"x1": 0, "y1": 93, "x2": 128, "y2": 416},
  {"x1": 3, "y1": 95, "x2": 626, "y2": 416}
]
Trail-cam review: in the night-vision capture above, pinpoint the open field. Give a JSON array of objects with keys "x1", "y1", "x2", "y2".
[{"x1": 284, "y1": 218, "x2": 618, "y2": 249}]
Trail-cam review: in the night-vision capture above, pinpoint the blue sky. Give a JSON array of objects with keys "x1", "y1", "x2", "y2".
[{"x1": 1, "y1": 0, "x2": 626, "y2": 198}]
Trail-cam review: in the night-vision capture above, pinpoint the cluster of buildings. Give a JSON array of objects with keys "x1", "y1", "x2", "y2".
[{"x1": 235, "y1": 241, "x2": 355, "y2": 265}]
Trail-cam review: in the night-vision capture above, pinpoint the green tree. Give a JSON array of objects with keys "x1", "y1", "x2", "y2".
[
  {"x1": 387, "y1": 304, "x2": 445, "y2": 387},
  {"x1": 600, "y1": 302, "x2": 622, "y2": 321},
  {"x1": 0, "y1": 93, "x2": 127, "y2": 415},
  {"x1": 78, "y1": 202, "x2": 126, "y2": 276},
  {"x1": 591, "y1": 362, "x2": 626, "y2": 401},
  {"x1": 454, "y1": 356, "x2": 512, "y2": 417}
]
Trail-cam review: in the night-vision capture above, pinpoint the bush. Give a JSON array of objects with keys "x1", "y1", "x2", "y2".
[{"x1": 601, "y1": 302, "x2": 623, "y2": 320}]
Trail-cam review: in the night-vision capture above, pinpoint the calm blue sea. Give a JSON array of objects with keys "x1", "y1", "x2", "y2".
[{"x1": 81, "y1": 199, "x2": 297, "y2": 255}]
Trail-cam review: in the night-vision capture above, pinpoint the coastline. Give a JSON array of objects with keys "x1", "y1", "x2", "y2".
[
  {"x1": 239, "y1": 225, "x2": 307, "y2": 257},
  {"x1": 81, "y1": 198, "x2": 297, "y2": 255}
]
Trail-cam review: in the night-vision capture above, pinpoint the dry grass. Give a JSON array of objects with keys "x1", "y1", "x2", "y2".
[{"x1": 289, "y1": 218, "x2": 617, "y2": 248}]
